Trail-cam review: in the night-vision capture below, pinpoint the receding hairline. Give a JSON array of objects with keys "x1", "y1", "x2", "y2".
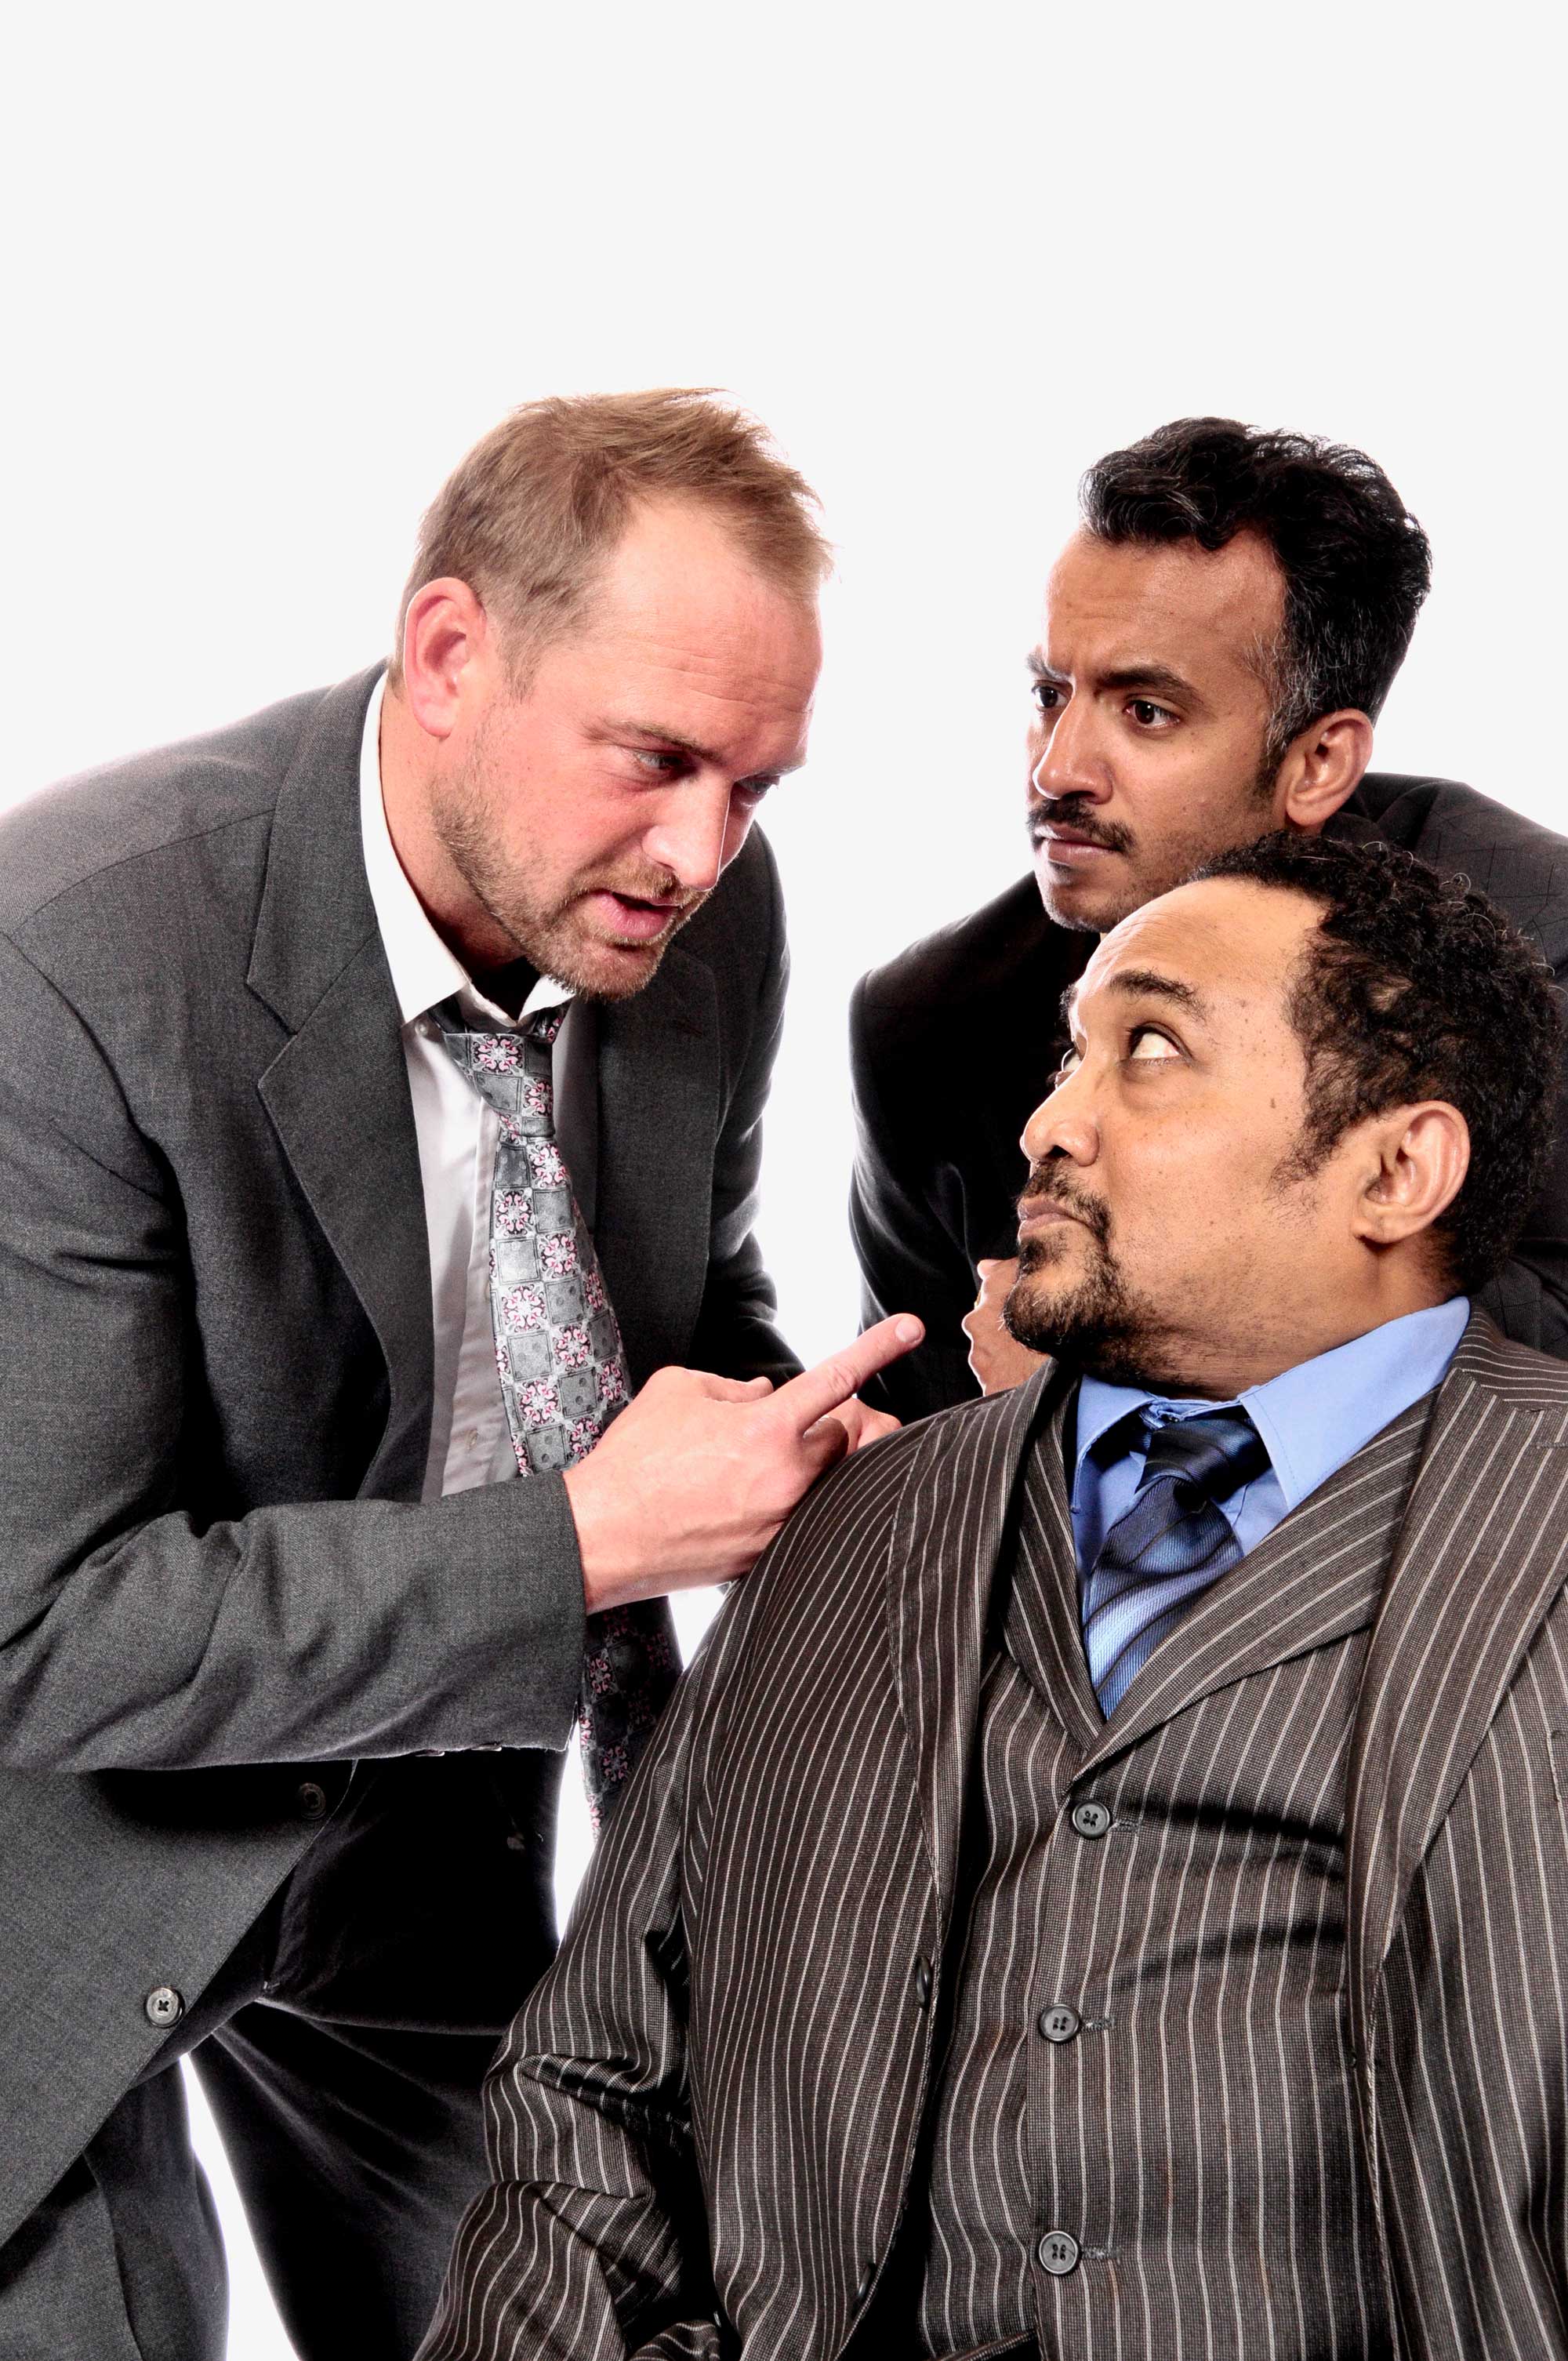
[{"x1": 389, "y1": 387, "x2": 831, "y2": 687}]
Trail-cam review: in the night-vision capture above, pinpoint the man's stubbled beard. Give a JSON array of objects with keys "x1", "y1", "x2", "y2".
[
  {"x1": 1004, "y1": 1164, "x2": 1191, "y2": 1390},
  {"x1": 429, "y1": 714, "x2": 708, "y2": 1001},
  {"x1": 1029, "y1": 747, "x2": 1281, "y2": 936}
]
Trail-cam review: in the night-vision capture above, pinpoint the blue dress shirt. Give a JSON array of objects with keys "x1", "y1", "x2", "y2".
[{"x1": 1070, "y1": 1297, "x2": 1471, "y2": 1573}]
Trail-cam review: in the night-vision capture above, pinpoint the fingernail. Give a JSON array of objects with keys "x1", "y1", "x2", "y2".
[{"x1": 894, "y1": 1316, "x2": 923, "y2": 1343}]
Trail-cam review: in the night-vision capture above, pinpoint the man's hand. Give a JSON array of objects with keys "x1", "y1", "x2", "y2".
[
  {"x1": 962, "y1": 1257, "x2": 1047, "y2": 1396},
  {"x1": 563, "y1": 1316, "x2": 924, "y2": 1612},
  {"x1": 829, "y1": 1395, "x2": 902, "y2": 1452}
]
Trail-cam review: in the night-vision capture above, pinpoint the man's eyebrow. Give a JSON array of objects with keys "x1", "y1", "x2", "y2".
[
  {"x1": 1107, "y1": 966, "x2": 1210, "y2": 1019},
  {"x1": 1098, "y1": 663, "x2": 1203, "y2": 708},
  {"x1": 613, "y1": 720, "x2": 806, "y2": 779},
  {"x1": 1025, "y1": 652, "x2": 1206, "y2": 712}
]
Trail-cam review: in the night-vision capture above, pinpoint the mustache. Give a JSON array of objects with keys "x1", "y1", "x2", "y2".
[
  {"x1": 590, "y1": 866, "x2": 705, "y2": 913},
  {"x1": 1016, "y1": 1166, "x2": 1112, "y2": 1248},
  {"x1": 1028, "y1": 795, "x2": 1134, "y2": 858}
]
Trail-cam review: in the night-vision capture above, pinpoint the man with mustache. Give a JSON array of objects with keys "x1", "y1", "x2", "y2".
[
  {"x1": 423, "y1": 831, "x2": 1568, "y2": 2359},
  {"x1": 851, "y1": 416, "x2": 1568, "y2": 1418},
  {"x1": 0, "y1": 390, "x2": 916, "y2": 2357}
]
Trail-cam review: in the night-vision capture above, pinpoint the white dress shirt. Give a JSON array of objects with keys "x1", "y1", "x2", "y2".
[{"x1": 358, "y1": 674, "x2": 585, "y2": 1502}]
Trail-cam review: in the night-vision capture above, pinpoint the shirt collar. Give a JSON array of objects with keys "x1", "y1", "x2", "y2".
[
  {"x1": 358, "y1": 672, "x2": 575, "y2": 1030},
  {"x1": 1073, "y1": 1295, "x2": 1471, "y2": 1510}
]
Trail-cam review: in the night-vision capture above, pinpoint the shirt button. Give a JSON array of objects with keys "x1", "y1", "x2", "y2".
[
  {"x1": 1038, "y1": 2229, "x2": 1080, "y2": 2276},
  {"x1": 144, "y1": 1985, "x2": 184, "y2": 2028},
  {"x1": 1039, "y1": 2002, "x2": 1082, "y2": 2043},
  {"x1": 296, "y1": 1781, "x2": 328, "y2": 1821},
  {"x1": 1071, "y1": 1800, "x2": 1112, "y2": 1839}
]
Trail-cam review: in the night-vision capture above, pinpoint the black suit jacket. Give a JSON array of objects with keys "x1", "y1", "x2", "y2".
[
  {"x1": 0, "y1": 667, "x2": 794, "y2": 2244},
  {"x1": 851, "y1": 772, "x2": 1568, "y2": 1418}
]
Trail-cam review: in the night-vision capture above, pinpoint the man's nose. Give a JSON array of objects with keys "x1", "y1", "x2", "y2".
[
  {"x1": 1031, "y1": 693, "x2": 1106, "y2": 805},
  {"x1": 641, "y1": 781, "x2": 737, "y2": 892},
  {"x1": 1021, "y1": 1066, "x2": 1098, "y2": 1168}
]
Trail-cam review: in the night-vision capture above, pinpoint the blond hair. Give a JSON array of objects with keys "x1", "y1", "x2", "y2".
[{"x1": 390, "y1": 387, "x2": 830, "y2": 683}]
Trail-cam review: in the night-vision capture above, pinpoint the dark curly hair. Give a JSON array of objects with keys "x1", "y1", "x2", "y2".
[
  {"x1": 1081, "y1": 418, "x2": 1432, "y2": 768},
  {"x1": 1192, "y1": 832, "x2": 1564, "y2": 1295}
]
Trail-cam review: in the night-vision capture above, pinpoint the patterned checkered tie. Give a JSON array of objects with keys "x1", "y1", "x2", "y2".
[
  {"x1": 1082, "y1": 1408, "x2": 1270, "y2": 1715},
  {"x1": 437, "y1": 1002, "x2": 679, "y2": 1828}
]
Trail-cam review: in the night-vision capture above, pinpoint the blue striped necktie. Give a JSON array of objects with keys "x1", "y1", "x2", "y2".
[{"x1": 1082, "y1": 1408, "x2": 1271, "y2": 1715}]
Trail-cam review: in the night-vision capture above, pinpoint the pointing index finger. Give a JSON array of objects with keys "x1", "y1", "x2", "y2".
[{"x1": 773, "y1": 1316, "x2": 924, "y2": 1435}]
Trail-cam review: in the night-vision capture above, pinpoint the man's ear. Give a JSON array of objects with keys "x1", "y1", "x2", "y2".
[
  {"x1": 397, "y1": 577, "x2": 491, "y2": 743},
  {"x1": 1350, "y1": 1102, "x2": 1471, "y2": 1250},
  {"x1": 1276, "y1": 708, "x2": 1375, "y2": 832}
]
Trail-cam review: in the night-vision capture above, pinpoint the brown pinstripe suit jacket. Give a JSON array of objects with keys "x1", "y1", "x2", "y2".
[{"x1": 422, "y1": 1314, "x2": 1568, "y2": 2361}]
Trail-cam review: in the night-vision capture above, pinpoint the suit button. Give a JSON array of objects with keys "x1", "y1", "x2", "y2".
[
  {"x1": 1039, "y1": 2002, "x2": 1081, "y2": 2043},
  {"x1": 913, "y1": 1956, "x2": 932, "y2": 2009},
  {"x1": 296, "y1": 1781, "x2": 328, "y2": 1821},
  {"x1": 1070, "y1": 1800, "x2": 1112, "y2": 1839},
  {"x1": 853, "y1": 2261, "x2": 876, "y2": 2306},
  {"x1": 144, "y1": 1985, "x2": 184, "y2": 2028},
  {"x1": 1038, "y1": 2229, "x2": 1080, "y2": 2276}
]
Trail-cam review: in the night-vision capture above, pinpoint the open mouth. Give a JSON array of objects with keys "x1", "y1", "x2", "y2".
[{"x1": 592, "y1": 889, "x2": 686, "y2": 942}]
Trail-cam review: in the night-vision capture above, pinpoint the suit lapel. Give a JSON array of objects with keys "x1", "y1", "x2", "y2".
[
  {"x1": 1004, "y1": 1397, "x2": 1105, "y2": 1752},
  {"x1": 887, "y1": 1367, "x2": 1063, "y2": 1922},
  {"x1": 590, "y1": 943, "x2": 718, "y2": 1386},
  {"x1": 1347, "y1": 1315, "x2": 1568, "y2": 2063},
  {"x1": 248, "y1": 667, "x2": 434, "y2": 1501}
]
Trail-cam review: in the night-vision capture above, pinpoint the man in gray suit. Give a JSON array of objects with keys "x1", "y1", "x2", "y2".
[
  {"x1": 0, "y1": 391, "x2": 916, "y2": 2356},
  {"x1": 851, "y1": 417, "x2": 1568, "y2": 1417},
  {"x1": 426, "y1": 832, "x2": 1568, "y2": 2359}
]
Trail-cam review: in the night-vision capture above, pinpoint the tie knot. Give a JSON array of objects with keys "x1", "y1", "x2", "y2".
[{"x1": 1137, "y1": 1408, "x2": 1269, "y2": 1509}]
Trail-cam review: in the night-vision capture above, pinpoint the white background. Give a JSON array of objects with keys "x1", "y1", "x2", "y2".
[{"x1": 4, "y1": 2, "x2": 1563, "y2": 2352}]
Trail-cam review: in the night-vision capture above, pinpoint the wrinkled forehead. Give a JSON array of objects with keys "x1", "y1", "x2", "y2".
[
  {"x1": 1040, "y1": 527, "x2": 1286, "y2": 680},
  {"x1": 1069, "y1": 877, "x2": 1322, "y2": 1033}
]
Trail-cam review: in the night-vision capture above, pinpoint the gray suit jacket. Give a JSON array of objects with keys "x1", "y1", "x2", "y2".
[
  {"x1": 422, "y1": 1314, "x2": 1568, "y2": 2360},
  {"x1": 0, "y1": 667, "x2": 794, "y2": 2243}
]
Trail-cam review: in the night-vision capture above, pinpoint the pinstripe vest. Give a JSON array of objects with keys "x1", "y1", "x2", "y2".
[{"x1": 906, "y1": 1390, "x2": 1434, "y2": 2361}]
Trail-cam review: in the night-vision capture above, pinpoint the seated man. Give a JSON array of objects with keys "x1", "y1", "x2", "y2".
[
  {"x1": 851, "y1": 416, "x2": 1568, "y2": 1417},
  {"x1": 423, "y1": 834, "x2": 1568, "y2": 2361}
]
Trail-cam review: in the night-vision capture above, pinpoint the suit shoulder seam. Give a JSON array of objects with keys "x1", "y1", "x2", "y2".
[{"x1": 4, "y1": 797, "x2": 278, "y2": 939}]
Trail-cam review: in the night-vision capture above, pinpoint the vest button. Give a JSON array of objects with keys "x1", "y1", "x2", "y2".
[
  {"x1": 1039, "y1": 2002, "x2": 1082, "y2": 2043},
  {"x1": 1070, "y1": 1800, "x2": 1112, "y2": 1839},
  {"x1": 1038, "y1": 2229, "x2": 1081, "y2": 2276},
  {"x1": 143, "y1": 1985, "x2": 183, "y2": 2028},
  {"x1": 913, "y1": 1956, "x2": 933, "y2": 2009}
]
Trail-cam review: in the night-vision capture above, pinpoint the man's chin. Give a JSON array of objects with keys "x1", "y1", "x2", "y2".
[
  {"x1": 520, "y1": 907, "x2": 689, "y2": 1002},
  {"x1": 546, "y1": 935, "x2": 666, "y2": 1002},
  {"x1": 1032, "y1": 851, "x2": 1156, "y2": 937}
]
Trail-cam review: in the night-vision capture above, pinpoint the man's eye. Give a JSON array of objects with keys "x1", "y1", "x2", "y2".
[
  {"x1": 1127, "y1": 1026, "x2": 1180, "y2": 1061},
  {"x1": 630, "y1": 750, "x2": 683, "y2": 774},
  {"x1": 1033, "y1": 681, "x2": 1064, "y2": 714},
  {"x1": 1052, "y1": 1047, "x2": 1082, "y2": 1087},
  {"x1": 1127, "y1": 699, "x2": 1176, "y2": 728}
]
